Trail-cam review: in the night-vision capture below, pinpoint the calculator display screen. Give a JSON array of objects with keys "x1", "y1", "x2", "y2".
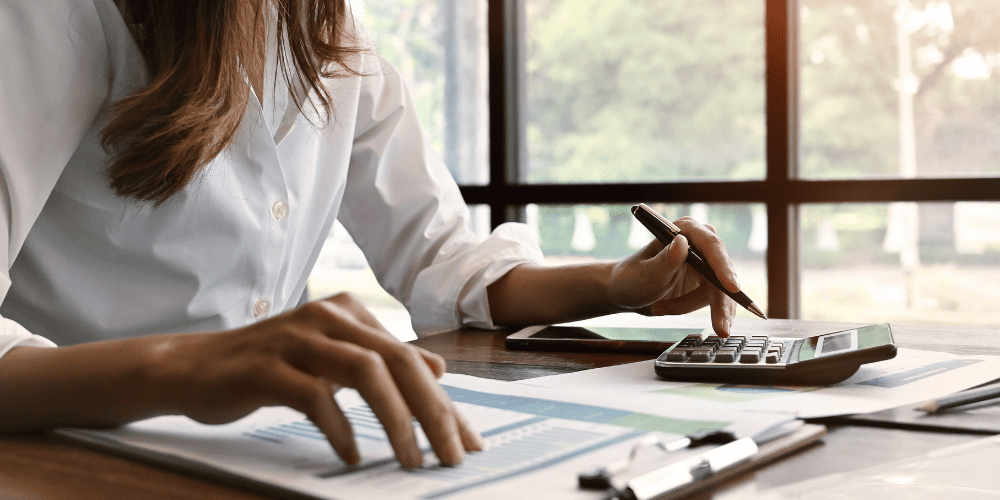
[
  {"x1": 795, "y1": 323, "x2": 894, "y2": 362},
  {"x1": 819, "y1": 332, "x2": 852, "y2": 354}
]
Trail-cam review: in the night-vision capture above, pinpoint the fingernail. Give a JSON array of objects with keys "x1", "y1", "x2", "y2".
[
  {"x1": 471, "y1": 432, "x2": 485, "y2": 452},
  {"x1": 446, "y1": 435, "x2": 465, "y2": 465}
]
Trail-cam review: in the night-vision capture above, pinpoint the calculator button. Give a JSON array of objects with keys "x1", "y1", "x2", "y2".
[
  {"x1": 702, "y1": 337, "x2": 724, "y2": 349},
  {"x1": 714, "y1": 349, "x2": 738, "y2": 363},
  {"x1": 740, "y1": 351, "x2": 761, "y2": 363},
  {"x1": 765, "y1": 352, "x2": 780, "y2": 364},
  {"x1": 723, "y1": 340, "x2": 743, "y2": 349},
  {"x1": 688, "y1": 348, "x2": 715, "y2": 362},
  {"x1": 666, "y1": 350, "x2": 689, "y2": 362},
  {"x1": 675, "y1": 336, "x2": 702, "y2": 349}
]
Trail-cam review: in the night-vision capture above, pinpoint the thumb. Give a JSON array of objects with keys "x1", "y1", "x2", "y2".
[{"x1": 655, "y1": 234, "x2": 689, "y2": 271}]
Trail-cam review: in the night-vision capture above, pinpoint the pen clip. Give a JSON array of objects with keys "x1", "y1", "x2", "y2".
[{"x1": 634, "y1": 204, "x2": 682, "y2": 236}]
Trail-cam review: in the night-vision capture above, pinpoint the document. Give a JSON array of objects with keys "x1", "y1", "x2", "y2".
[
  {"x1": 517, "y1": 348, "x2": 1000, "y2": 418},
  {"x1": 759, "y1": 433, "x2": 1000, "y2": 499},
  {"x1": 54, "y1": 374, "x2": 794, "y2": 500}
]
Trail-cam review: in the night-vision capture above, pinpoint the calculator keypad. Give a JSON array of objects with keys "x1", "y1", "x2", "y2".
[{"x1": 664, "y1": 334, "x2": 790, "y2": 365}]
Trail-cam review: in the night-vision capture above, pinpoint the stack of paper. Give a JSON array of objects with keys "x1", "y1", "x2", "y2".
[
  {"x1": 517, "y1": 348, "x2": 1000, "y2": 419},
  {"x1": 56, "y1": 374, "x2": 796, "y2": 500}
]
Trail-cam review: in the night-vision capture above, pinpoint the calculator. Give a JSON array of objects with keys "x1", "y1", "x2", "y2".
[{"x1": 654, "y1": 323, "x2": 897, "y2": 385}]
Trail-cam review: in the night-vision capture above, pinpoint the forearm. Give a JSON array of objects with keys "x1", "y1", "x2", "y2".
[
  {"x1": 487, "y1": 262, "x2": 629, "y2": 326},
  {"x1": 0, "y1": 339, "x2": 170, "y2": 432}
]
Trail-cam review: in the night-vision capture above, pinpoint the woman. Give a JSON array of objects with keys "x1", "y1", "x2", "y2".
[{"x1": 0, "y1": 0, "x2": 740, "y2": 469}]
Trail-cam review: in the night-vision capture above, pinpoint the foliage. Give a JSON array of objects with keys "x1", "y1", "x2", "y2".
[{"x1": 525, "y1": 0, "x2": 765, "y2": 183}]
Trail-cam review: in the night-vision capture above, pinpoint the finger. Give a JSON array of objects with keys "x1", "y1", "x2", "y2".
[
  {"x1": 381, "y1": 346, "x2": 466, "y2": 466},
  {"x1": 635, "y1": 238, "x2": 667, "y2": 261},
  {"x1": 708, "y1": 282, "x2": 737, "y2": 337},
  {"x1": 454, "y1": 405, "x2": 485, "y2": 452},
  {"x1": 330, "y1": 295, "x2": 448, "y2": 378},
  {"x1": 265, "y1": 363, "x2": 360, "y2": 464},
  {"x1": 632, "y1": 233, "x2": 688, "y2": 292},
  {"x1": 321, "y1": 294, "x2": 398, "y2": 342},
  {"x1": 657, "y1": 233, "x2": 690, "y2": 270},
  {"x1": 673, "y1": 218, "x2": 740, "y2": 293},
  {"x1": 303, "y1": 303, "x2": 465, "y2": 465},
  {"x1": 294, "y1": 337, "x2": 424, "y2": 468},
  {"x1": 414, "y1": 346, "x2": 447, "y2": 379}
]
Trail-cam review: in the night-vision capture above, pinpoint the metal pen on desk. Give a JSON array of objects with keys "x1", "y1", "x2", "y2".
[
  {"x1": 631, "y1": 203, "x2": 767, "y2": 320},
  {"x1": 917, "y1": 383, "x2": 1000, "y2": 413}
]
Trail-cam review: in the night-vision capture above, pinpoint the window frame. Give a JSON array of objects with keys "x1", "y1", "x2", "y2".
[{"x1": 458, "y1": 0, "x2": 1000, "y2": 319}]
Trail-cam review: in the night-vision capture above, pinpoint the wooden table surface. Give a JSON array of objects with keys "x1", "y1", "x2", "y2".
[{"x1": 2, "y1": 318, "x2": 997, "y2": 500}]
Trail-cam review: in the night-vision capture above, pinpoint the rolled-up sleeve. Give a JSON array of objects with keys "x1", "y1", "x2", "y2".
[
  {"x1": 337, "y1": 53, "x2": 543, "y2": 335},
  {"x1": 0, "y1": 0, "x2": 110, "y2": 356}
]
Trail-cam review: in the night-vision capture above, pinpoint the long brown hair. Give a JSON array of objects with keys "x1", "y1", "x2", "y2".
[{"x1": 103, "y1": 0, "x2": 365, "y2": 205}]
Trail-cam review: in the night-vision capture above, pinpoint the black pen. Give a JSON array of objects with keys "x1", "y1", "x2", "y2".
[{"x1": 631, "y1": 203, "x2": 767, "y2": 320}]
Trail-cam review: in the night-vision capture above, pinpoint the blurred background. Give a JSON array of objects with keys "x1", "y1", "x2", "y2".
[{"x1": 311, "y1": 0, "x2": 1000, "y2": 340}]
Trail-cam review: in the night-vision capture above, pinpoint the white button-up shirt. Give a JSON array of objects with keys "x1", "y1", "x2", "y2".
[{"x1": 0, "y1": 0, "x2": 542, "y2": 359}]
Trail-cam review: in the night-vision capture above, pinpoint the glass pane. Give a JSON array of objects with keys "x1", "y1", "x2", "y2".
[
  {"x1": 354, "y1": 0, "x2": 489, "y2": 185},
  {"x1": 799, "y1": 1, "x2": 1000, "y2": 179},
  {"x1": 308, "y1": 205, "x2": 492, "y2": 341},
  {"x1": 523, "y1": 1, "x2": 765, "y2": 184},
  {"x1": 530, "y1": 203, "x2": 768, "y2": 320},
  {"x1": 800, "y1": 203, "x2": 1000, "y2": 326}
]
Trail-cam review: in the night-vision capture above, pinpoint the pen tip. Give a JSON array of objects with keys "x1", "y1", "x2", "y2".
[{"x1": 747, "y1": 303, "x2": 767, "y2": 320}]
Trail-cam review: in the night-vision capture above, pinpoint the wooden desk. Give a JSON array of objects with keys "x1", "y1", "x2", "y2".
[{"x1": 2, "y1": 318, "x2": 997, "y2": 500}]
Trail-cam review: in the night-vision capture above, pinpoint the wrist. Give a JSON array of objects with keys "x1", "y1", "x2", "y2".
[
  {"x1": 597, "y1": 261, "x2": 635, "y2": 314},
  {"x1": 130, "y1": 333, "x2": 196, "y2": 416}
]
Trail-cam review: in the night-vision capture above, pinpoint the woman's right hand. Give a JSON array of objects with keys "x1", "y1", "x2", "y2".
[{"x1": 142, "y1": 292, "x2": 483, "y2": 468}]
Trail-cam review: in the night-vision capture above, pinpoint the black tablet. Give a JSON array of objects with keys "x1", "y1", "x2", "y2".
[{"x1": 505, "y1": 325, "x2": 706, "y2": 354}]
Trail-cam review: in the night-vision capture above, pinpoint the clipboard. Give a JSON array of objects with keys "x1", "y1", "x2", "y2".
[{"x1": 579, "y1": 422, "x2": 827, "y2": 500}]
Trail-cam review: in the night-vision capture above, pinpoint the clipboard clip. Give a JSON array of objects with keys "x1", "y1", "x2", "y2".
[
  {"x1": 578, "y1": 430, "x2": 758, "y2": 500},
  {"x1": 578, "y1": 429, "x2": 736, "y2": 490}
]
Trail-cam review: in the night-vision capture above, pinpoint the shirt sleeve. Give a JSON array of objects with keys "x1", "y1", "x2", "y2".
[
  {"x1": 0, "y1": 0, "x2": 111, "y2": 355},
  {"x1": 337, "y1": 52, "x2": 543, "y2": 335}
]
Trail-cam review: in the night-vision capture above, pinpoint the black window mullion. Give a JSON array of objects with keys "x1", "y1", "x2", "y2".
[
  {"x1": 487, "y1": 0, "x2": 524, "y2": 228},
  {"x1": 765, "y1": 0, "x2": 798, "y2": 319},
  {"x1": 459, "y1": 178, "x2": 1000, "y2": 206}
]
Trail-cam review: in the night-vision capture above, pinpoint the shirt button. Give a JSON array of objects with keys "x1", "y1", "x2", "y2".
[
  {"x1": 253, "y1": 299, "x2": 270, "y2": 317},
  {"x1": 271, "y1": 201, "x2": 288, "y2": 220}
]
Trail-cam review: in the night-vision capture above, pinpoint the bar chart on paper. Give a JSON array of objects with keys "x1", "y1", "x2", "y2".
[
  {"x1": 240, "y1": 385, "x2": 733, "y2": 498},
  {"x1": 54, "y1": 377, "x2": 754, "y2": 500}
]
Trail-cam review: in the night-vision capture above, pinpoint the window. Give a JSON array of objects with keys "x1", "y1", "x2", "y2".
[
  {"x1": 309, "y1": 0, "x2": 490, "y2": 340},
  {"x1": 314, "y1": 0, "x2": 1000, "y2": 331}
]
